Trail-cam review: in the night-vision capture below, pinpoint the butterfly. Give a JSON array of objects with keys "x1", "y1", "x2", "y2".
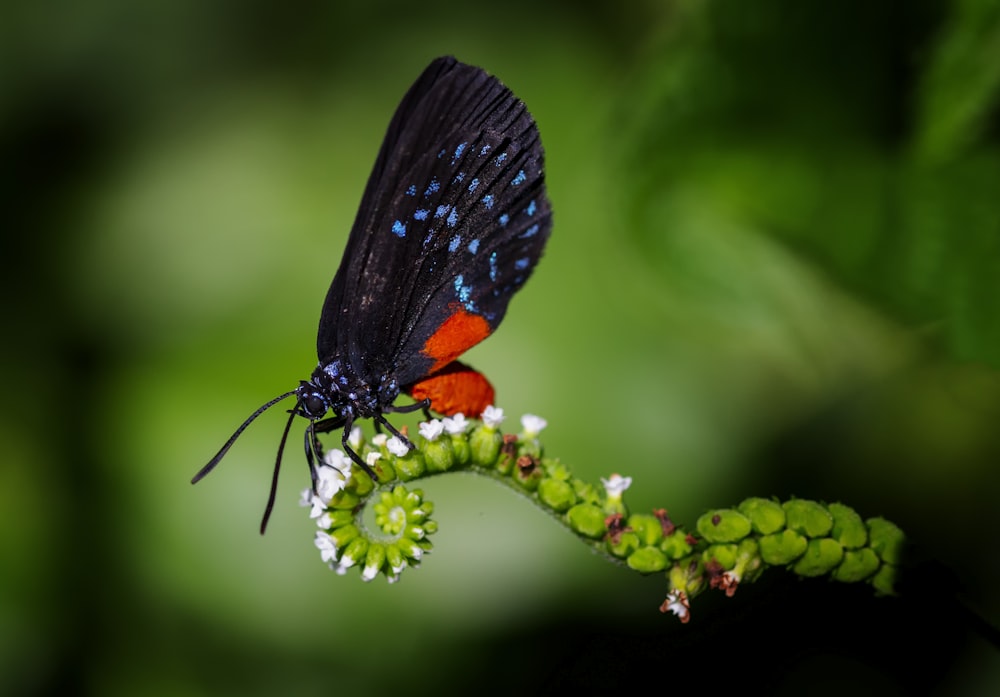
[{"x1": 193, "y1": 56, "x2": 552, "y2": 532}]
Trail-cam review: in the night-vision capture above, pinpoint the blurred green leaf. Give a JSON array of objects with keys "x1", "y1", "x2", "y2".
[{"x1": 621, "y1": 0, "x2": 1000, "y2": 366}]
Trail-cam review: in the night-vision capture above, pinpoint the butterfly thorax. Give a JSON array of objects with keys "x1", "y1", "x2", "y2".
[{"x1": 298, "y1": 359, "x2": 401, "y2": 421}]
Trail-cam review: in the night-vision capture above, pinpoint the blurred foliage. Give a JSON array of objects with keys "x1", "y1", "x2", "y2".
[{"x1": 2, "y1": 0, "x2": 1000, "y2": 695}]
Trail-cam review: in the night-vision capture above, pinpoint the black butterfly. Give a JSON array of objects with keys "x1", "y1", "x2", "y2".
[{"x1": 193, "y1": 56, "x2": 552, "y2": 532}]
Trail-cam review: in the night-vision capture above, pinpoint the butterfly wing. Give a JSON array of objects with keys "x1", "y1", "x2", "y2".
[{"x1": 317, "y1": 56, "x2": 551, "y2": 394}]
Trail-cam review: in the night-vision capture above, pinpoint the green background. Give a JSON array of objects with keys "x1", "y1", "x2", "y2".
[{"x1": 3, "y1": 0, "x2": 1000, "y2": 693}]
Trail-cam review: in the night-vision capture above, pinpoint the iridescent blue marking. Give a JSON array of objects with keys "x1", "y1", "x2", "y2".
[
  {"x1": 452, "y1": 142, "x2": 467, "y2": 163},
  {"x1": 515, "y1": 257, "x2": 530, "y2": 270},
  {"x1": 449, "y1": 235, "x2": 461, "y2": 252},
  {"x1": 468, "y1": 178, "x2": 480, "y2": 193},
  {"x1": 467, "y1": 239, "x2": 480, "y2": 254},
  {"x1": 512, "y1": 170, "x2": 526, "y2": 185},
  {"x1": 446, "y1": 209, "x2": 458, "y2": 227},
  {"x1": 494, "y1": 152, "x2": 507, "y2": 166},
  {"x1": 489, "y1": 252, "x2": 498, "y2": 281},
  {"x1": 482, "y1": 194, "x2": 494, "y2": 209},
  {"x1": 423, "y1": 230, "x2": 436, "y2": 247},
  {"x1": 520, "y1": 223, "x2": 539, "y2": 238},
  {"x1": 406, "y1": 184, "x2": 417, "y2": 196},
  {"x1": 480, "y1": 144, "x2": 491, "y2": 156},
  {"x1": 498, "y1": 213, "x2": 510, "y2": 227},
  {"x1": 435, "y1": 204, "x2": 450, "y2": 219},
  {"x1": 414, "y1": 208, "x2": 429, "y2": 221},
  {"x1": 454, "y1": 275, "x2": 475, "y2": 310},
  {"x1": 453, "y1": 171, "x2": 465, "y2": 183},
  {"x1": 437, "y1": 148, "x2": 446, "y2": 159},
  {"x1": 424, "y1": 178, "x2": 440, "y2": 197},
  {"x1": 392, "y1": 220, "x2": 407, "y2": 237},
  {"x1": 525, "y1": 200, "x2": 537, "y2": 216}
]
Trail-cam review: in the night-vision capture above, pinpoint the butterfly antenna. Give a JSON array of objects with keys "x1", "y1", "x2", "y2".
[
  {"x1": 192, "y1": 389, "x2": 298, "y2": 484},
  {"x1": 260, "y1": 401, "x2": 301, "y2": 534}
]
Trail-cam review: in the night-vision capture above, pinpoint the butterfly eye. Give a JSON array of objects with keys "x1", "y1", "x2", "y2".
[{"x1": 302, "y1": 394, "x2": 327, "y2": 418}]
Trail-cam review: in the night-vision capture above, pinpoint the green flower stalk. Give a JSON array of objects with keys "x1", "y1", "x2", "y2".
[{"x1": 301, "y1": 407, "x2": 906, "y2": 620}]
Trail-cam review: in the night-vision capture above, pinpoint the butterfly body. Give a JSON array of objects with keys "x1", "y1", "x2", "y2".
[{"x1": 195, "y1": 56, "x2": 551, "y2": 532}]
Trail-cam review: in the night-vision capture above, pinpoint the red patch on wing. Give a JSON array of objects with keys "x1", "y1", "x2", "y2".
[
  {"x1": 407, "y1": 362, "x2": 494, "y2": 417},
  {"x1": 422, "y1": 307, "x2": 492, "y2": 373}
]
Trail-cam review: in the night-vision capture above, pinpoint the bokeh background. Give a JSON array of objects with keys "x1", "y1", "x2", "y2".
[{"x1": 3, "y1": 0, "x2": 1000, "y2": 694}]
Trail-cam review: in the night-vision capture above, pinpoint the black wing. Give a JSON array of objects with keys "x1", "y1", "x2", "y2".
[{"x1": 316, "y1": 56, "x2": 551, "y2": 386}]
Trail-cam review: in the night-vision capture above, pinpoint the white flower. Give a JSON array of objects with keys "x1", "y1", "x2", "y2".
[
  {"x1": 315, "y1": 464, "x2": 346, "y2": 503},
  {"x1": 419, "y1": 419, "x2": 445, "y2": 441},
  {"x1": 661, "y1": 590, "x2": 690, "y2": 623},
  {"x1": 316, "y1": 512, "x2": 332, "y2": 529},
  {"x1": 308, "y1": 494, "x2": 328, "y2": 520},
  {"x1": 520, "y1": 413, "x2": 547, "y2": 437},
  {"x1": 299, "y1": 487, "x2": 313, "y2": 508},
  {"x1": 601, "y1": 473, "x2": 633, "y2": 499},
  {"x1": 386, "y1": 436, "x2": 410, "y2": 457},
  {"x1": 442, "y1": 413, "x2": 468, "y2": 434},
  {"x1": 361, "y1": 562, "x2": 379, "y2": 582},
  {"x1": 365, "y1": 451, "x2": 382, "y2": 468},
  {"x1": 348, "y1": 426, "x2": 363, "y2": 450},
  {"x1": 323, "y1": 449, "x2": 351, "y2": 474},
  {"x1": 481, "y1": 405, "x2": 505, "y2": 428},
  {"x1": 371, "y1": 433, "x2": 388, "y2": 447},
  {"x1": 314, "y1": 532, "x2": 338, "y2": 563}
]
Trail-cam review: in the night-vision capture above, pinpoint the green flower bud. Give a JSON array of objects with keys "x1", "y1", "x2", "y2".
[
  {"x1": 537, "y1": 478, "x2": 577, "y2": 512},
  {"x1": 323, "y1": 509, "x2": 356, "y2": 529},
  {"x1": 351, "y1": 465, "x2": 377, "y2": 495},
  {"x1": 513, "y1": 455, "x2": 542, "y2": 490},
  {"x1": 828, "y1": 502, "x2": 868, "y2": 549},
  {"x1": 449, "y1": 433, "x2": 471, "y2": 466},
  {"x1": 385, "y1": 543, "x2": 406, "y2": 573},
  {"x1": 696, "y1": 509, "x2": 752, "y2": 543},
  {"x1": 659, "y1": 530, "x2": 694, "y2": 560},
  {"x1": 566, "y1": 503, "x2": 606, "y2": 539},
  {"x1": 870, "y1": 562, "x2": 898, "y2": 596},
  {"x1": 867, "y1": 517, "x2": 905, "y2": 564},
  {"x1": 392, "y1": 450, "x2": 426, "y2": 480},
  {"x1": 395, "y1": 536, "x2": 424, "y2": 562},
  {"x1": 734, "y1": 538, "x2": 763, "y2": 583},
  {"x1": 627, "y1": 546, "x2": 668, "y2": 573},
  {"x1": 362, "y1": 543, "x2": 386, "y2": 581},
  {"x1": 703, "y1": 544, "x2": 738, "y2": 570},
  {"x1": 738, "y1": 497, "x2": 786, "y2": 534},
  {"x1": 422, "y1": 437, "x2": 455, "y2": 473},
  {"x1": 669, "y1": 560, "x2": 706, "y2": 596},
  {"x1": 792, "y1": 538, "x2": 844, "y2": 577},
  {"x1": 372, "y1": 458, "x2": 396, "y2": 484},
  {"x1": 469, "y1": 424, "x2": 503, "y2": 466},
  {"x1": 783, "y1": 499, "x2": 833, "y2": 537},
  {"x1": 759, "y1": 529, "x2": 808, "y2": 565},
  {"x1": 607, "y1": 530, "x2": 640, "y2": 558},
  {"x1": 328, "y1": 489, "x2": 361, "y2": 510},
  {"x1": 329, "y1": 524, "x2": 361, "y2": 549},
  {"x1": 628, "y1": 514, "x2": 664, "y2": 546},
  {"x1": 340, "y1": 537, "x2": 369, "y2": 568},
  {"x1": 831, "y1": 548, "x2": 880, "y2": 583}
]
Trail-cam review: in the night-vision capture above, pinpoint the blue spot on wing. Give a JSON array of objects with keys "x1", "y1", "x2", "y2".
[
  {"x1": 482, "y1": 194, "x2": 494, "y2": 209},
  {"x1": 424, "y1": 178, "x2": 440, "y2": 197},
  {"x1": 392, "y1": 220, "x2": 407, "y2": 237},
  {"x1": 467, "y1": 239, "x2": 480, "y2": 254},
  {"x1": 414, "y1": 209, "x2": 429, "y2": 221},
  {"x1": 512, "y1": 170, "x2": 526, "y2": 185},
  {"x1": 498, "y1": 213, "x2": 509, "y2": 227},
  {"x1": 446, "y1": 209, "x2": 458, "y2": 227},
  {"x1": 449, "y1": 235, "x2": 461, "y2": 252}
]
